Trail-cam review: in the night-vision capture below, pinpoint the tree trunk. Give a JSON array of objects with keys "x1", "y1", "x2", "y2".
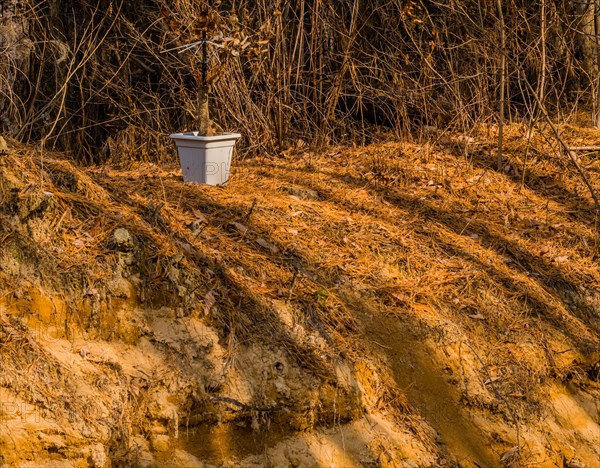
[
  {"x1": 538, "y1": 0, "x2": 547, "y2": 112},
  {"x1": 0, "y1": 1, "x2": 33, "y2": 135},
  {"x1": 575, "y1": 0, "x2": 596, "y2": 78},
  {"x1": 573, "y1": 0, "x2": 598, "y2": 125},
  {"x1": 197, "y1": 85, "x2": 211, "y2": 135}
]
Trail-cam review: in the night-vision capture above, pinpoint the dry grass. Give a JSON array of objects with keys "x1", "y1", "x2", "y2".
[
  {"x1": 0, "y1": 118, "x2": 599, "y2": 464},
  {"x1": 4, "y1": 0, "x2": 600, "y2": 164}
]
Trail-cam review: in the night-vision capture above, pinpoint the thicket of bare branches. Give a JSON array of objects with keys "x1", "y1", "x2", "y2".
[{"x1": 1, "y1": 0, "x2": 600, "y2": 162}]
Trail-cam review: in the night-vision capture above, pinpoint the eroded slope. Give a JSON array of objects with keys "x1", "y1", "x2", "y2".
[{"x1": 0, "y1": 122, "x2": 599, "y2": 467}]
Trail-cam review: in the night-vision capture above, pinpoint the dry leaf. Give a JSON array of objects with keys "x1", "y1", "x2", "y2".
[
  {"x1": 485, "y1": 376, "x2": 503, "y2": 385},
  {"x1": 192, "y1": 209, "x2": 208, "y2": 223},
  {"x1": 413, "y1": 303, "x2": 433, "y2": 313},
  {"x1": 203, "y1": 290, "x2": 216, "y2": 316},
  {"x1": 231, "y1": 222, "x2": 248, "y2": 234},
  {"x1": 256, "y1": 238, "x2": 278, "y2": 253},
  {"x1": 390, "y1": 292, "x2": 409, "y2": 303},
  {"x1": 468, "y1": 313, "x2": 486, "y2": 320},
  {"x1": 500, "y1": 446, "x2": 520, "y2": 462}
]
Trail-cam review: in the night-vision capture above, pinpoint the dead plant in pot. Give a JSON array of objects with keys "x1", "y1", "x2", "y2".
[{"x1": 163, "y1": 5, "x2": 269, "y2": 185}]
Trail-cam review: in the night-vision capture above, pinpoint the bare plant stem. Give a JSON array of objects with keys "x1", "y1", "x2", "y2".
[
  {"x1": 8, "y1": 0, "x2": 600, "y2": 166},
  {"x1": 529, "y1": 76, "x2": 600, "y2": 210},
  {"x1": 539, "y1": 0, "x2": 547, "y2": 112},
  {"x1": 520, "y1": 117, "x2": 535, "y2": 190}
]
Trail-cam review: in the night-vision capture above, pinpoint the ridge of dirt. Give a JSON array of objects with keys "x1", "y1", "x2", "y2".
[{"x1": 0, "y1": 120, "x2": 599, "y2": 467}]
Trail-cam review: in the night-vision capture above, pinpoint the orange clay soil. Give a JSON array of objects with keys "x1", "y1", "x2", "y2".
[{"x1": 0, "y1": 118, "x2": 599, "y2": 467}]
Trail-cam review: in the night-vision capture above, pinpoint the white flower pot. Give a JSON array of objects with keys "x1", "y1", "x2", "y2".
[{"x1": 169, "y1": 132, "x2": 241, "y2": 185}]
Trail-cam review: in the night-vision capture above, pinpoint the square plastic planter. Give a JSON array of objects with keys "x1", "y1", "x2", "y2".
[{"x1": 170, "y1": 132, "x2": 241, "y2": 185}]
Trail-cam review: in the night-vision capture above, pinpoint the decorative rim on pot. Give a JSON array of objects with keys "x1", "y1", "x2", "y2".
[{"x1": 169, "y1": 132, "x2": 242, "y2": 141}]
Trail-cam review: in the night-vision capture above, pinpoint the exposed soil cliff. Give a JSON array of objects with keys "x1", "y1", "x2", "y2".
[{"x1": 0, "y1": 119, "x2": 599, "y2": 467}]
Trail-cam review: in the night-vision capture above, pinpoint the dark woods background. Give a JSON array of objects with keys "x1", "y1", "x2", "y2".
[{"x1": 1, "y1": 0, "x2": 599, "y2": 163}]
